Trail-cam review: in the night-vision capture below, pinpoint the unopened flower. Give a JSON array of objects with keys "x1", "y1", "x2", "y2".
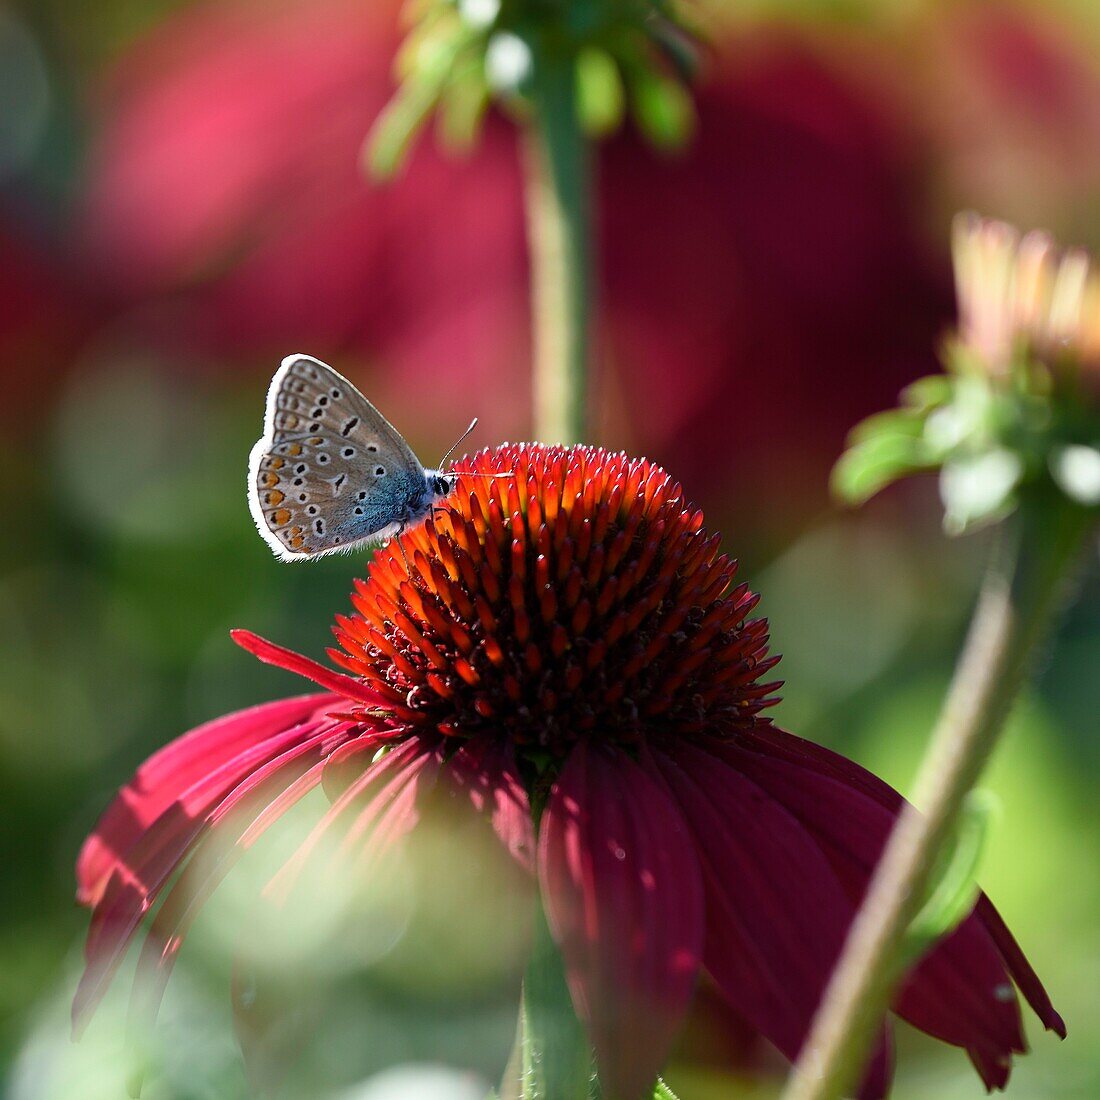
[
  {"x1": 952, "y1": 211, "x2": 1100, "y2": 380},
  {"x1": 76, "y1": 445, "x2": 1063, "y2": 1098},
  {"x1": 836, "y1": 214, "x2": 1100, "y2": 527}
]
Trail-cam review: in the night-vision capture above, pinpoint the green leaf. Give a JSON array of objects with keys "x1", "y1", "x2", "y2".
[
  {"x1": 629, "y1": 69, "x2": 695, "y2": 150},
  {"x1": 438, "y1": 65, "x2": 490, "y2": 152},
  {"x1": 366, "y1": 30, "x2": 471, "y2": 179},
  {"x1": 364, "y1": 82, "x2": 439, "y2": 179},
  {"x1": 831, "y1": 431, "x2": 932, "y2": 504},
  {"x1": 900, "y1": 373, "x2": 954, "y2": 412},
  {"x1": 653, "y1": 1078, "x2": 683, "y2": 1099},
  {"x1": 847, "y1": 407, "x2": 926, "y2": 445},
  {"x1": 900, "y1": 790, "x2": 998, "y2": 969},
  {"x1": 576, "y1": 48, "x2": 625, "y2": 137}
]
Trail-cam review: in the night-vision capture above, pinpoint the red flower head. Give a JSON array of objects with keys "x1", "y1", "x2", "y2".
[{"x1": 75, "y1": 445, "x2": 1063, "y2": 1098}]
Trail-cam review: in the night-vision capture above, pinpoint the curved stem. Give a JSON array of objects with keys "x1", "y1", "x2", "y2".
[
  {"x1": 782, "y1": 499, "x2": 1093, "y2": 1100},
  {"x1": 523, "y1": 49, "x2": 592, "y2": 444}
]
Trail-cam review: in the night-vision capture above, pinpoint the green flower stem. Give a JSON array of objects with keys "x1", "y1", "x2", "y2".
[
  {"x1": 519, "y1": 896, "x2": 596, "y2": 1099},
  {"x1": 782, "y1": 495, "x2": 1094, "y2": 1100},
  {"x1": 523, "y1": 48, "x2": 593, "y2": 444}
]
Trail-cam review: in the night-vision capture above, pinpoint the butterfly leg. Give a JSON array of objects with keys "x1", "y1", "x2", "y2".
[{"x1": 391, "y1": 524, "x2": 410, "y2": 571}]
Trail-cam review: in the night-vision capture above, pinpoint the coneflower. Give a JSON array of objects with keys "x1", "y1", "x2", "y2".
[{"x1": 76, "y1": 444, "x2": 1063, "y2": 1098}]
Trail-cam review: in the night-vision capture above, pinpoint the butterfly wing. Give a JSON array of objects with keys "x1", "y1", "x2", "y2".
[{"x1": 248, "y1": 355, "x2": 429, "y2": 560}]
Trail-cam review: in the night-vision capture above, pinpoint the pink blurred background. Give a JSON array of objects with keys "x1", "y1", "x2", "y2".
[{"x1": 3, "y1": 2, "x2": 1100, "y2": 1097}]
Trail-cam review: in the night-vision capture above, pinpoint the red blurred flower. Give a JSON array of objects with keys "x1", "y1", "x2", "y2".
[
  {"x1": 82, "y1": 0, "x2": 950, "y2": 504},
  {"x1": 0, "y1": 211, "x2": 101, "y2": 415},
  {"x1": 918, "y1": 3, "x2": 1100, "y2": 231},
  {"x1": 76, "y1": 445, "x2": 1062, "y2": 1099}
]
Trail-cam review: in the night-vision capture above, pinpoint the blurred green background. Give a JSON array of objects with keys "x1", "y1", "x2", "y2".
[{"x1": 1, "y1": 0, "x2": 1098, "y2": 1097}]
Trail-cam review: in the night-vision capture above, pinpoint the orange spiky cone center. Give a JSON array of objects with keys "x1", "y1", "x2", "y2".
[{"x1": 330, "y1": 445, "x2": 780, "y2": 758}]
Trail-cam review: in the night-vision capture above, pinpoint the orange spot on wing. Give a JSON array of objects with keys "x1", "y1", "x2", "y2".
[
  {"x1": 271, "y1": 508, "x2": 292, "y2": 526},
  {"x1": 265, "y1": 490, "x2": 285, "y2": 506}
]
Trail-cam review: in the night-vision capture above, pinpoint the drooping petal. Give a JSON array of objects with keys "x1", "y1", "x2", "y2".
[
  {"x1": 74, "y1": 716, "x2": 358, "y2": 1033},
  {"x1": 267, "y1": 736, "x2": 441, "y2": 904},
  {"x1": 233, "y1": 736, "x2": 533, "y2": 1097},
  {"x1": 126, "y1": 720, "x2": 362, "y2": 1032},
  {"x1": 734, "y1": 723, "x2": 1065, "y2": 1047},
  {"x1": 651, "y1": 742, "x2": 895, "y2": 1097},
  {"x1": 718, "y1": 735, "x2": 1021, "y2": 1051},
  {"x1": 77, "y1": 693, "x2": 336, "y2": 905},
  {"x1": 448, "y1": 738, "x2": 535, "y2": 872},
  {"x1": 723, "y1": 725, "x2": 1064, "y2": 1082},
  {"x1": 81, "y1": 712, "x2": 340, "y2": 962},
  {"x1": 539, "y1": 742, "x2": 704, "y2": 1100},
  {"x1": 974, "y1": 895, "x2": 1066, "y2": 1038},
  {"x1": 669, "y1": 980, "x2": 779, "y2": 1080},
  {"x1": 859, "y1": 1029, "x2": 895, "y2": 1100},
  {"x1": 673, "y1": 980, "x2": 893, "y2": 1100}
]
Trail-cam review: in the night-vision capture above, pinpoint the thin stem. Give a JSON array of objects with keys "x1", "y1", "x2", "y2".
[
  {"x1": 782, "y1": 498, "x2": 1092, "y2": 1100},
  {"x1": 523, "y1": 48, "x2": 592, "y2": 444},
  {"x1": 517, "y1": 892, "x2": 595, "y2": 1099}
]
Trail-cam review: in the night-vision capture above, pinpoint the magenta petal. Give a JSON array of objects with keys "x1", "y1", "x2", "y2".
[
  {"x1": 449, "y1": 738, "x2": 535, "y2": 872},
  {"x1": 724, "y1": 726, "x2": 1062, "y2": 1072},
  {"x1": 74, "y1": 718, "x2": 356, "y2": 1033},
  {"x1": 539, "y1": 742, "x2": 704, "y2": 1100},
  {"x1": 319, "y1": 725, "x2": 410, "y2": 801},
  {"x1": 75, "y1": 704, "x2": 352, "y2": 1032},
  {"x1": 82, "y1": 712, "x2": 337, "y2": 945},
  {"x1": 974, "y1": 895, "x2": 1067, "y2": 1040},
  {"x1": 231, "y1": 629, "x2": 387, "y2": 706},
  {"x1": 720, "y1": 736, "x2": 1022, "y2": 1047},
  {"x1": 857, "y1": 1026, "x2": 895, "y2": 1100},
  {"x1": 338, "y1": 745, "x2": 442, "y2": 863},
  {"x1": 268, "y1": 737, "x2": 440, "y2": 902},
  {"x1": 125, "y1": 722, "x2": 358, "y2": 1033},
  {"x1": 77, "y1": 693, "x2": 336, "y2": 905},
  {"x1": 652, "y1": 742, "x2": 894, "y2": 1091}
]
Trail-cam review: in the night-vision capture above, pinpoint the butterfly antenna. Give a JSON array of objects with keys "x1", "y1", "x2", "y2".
[{"x1": 439, "y1": 417, "x2": 478, "y2": 471}]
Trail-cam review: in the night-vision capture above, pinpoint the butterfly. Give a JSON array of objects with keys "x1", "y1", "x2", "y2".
[{"x1": 248, "y1": 354, "x2": 473, "y2": 561}]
